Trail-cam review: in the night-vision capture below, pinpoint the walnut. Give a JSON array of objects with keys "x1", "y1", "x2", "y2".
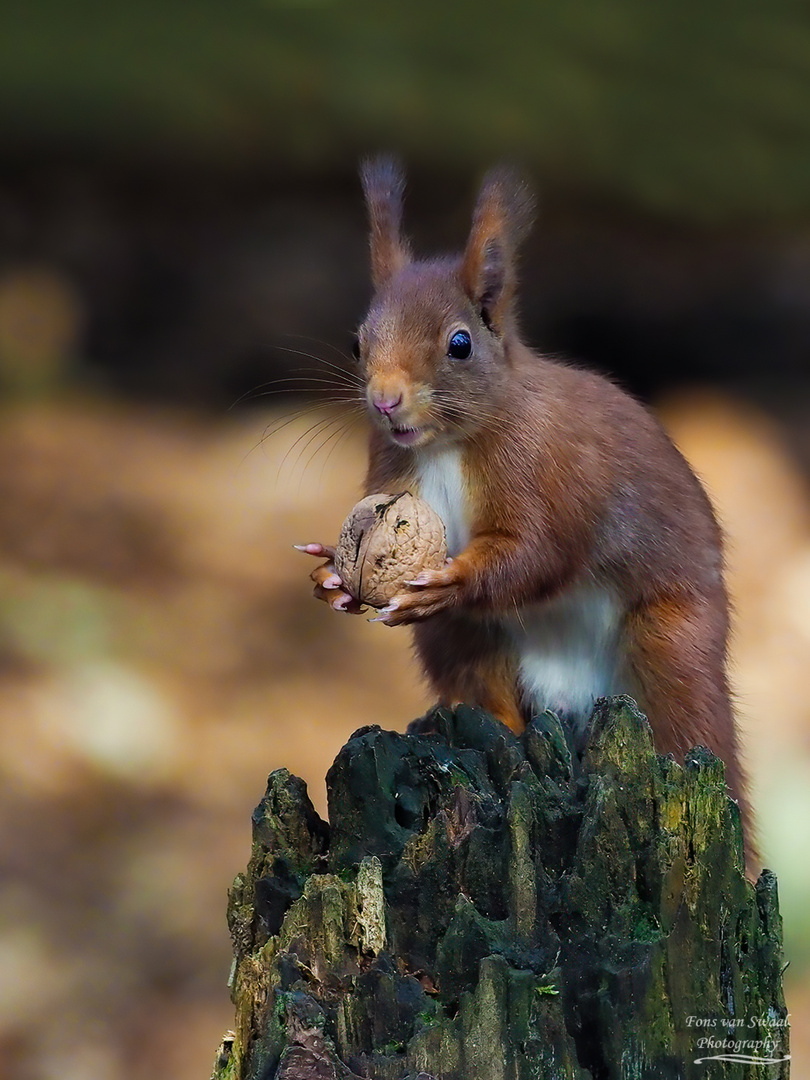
[{"x1": 334, "y1": 492, "x2": 448, "y2": 607}]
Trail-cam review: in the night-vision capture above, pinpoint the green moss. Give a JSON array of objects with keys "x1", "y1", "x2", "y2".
[
  {"x1": 449, "y1": 767, "x2": 472, "y2": 788},
  {"x1": 416, "y1": 1009, "x2": 443, "y2": 1028},
  {"x1": 632, "y1": 908, "x2": 664, "y2": 943},
  {"x1": 376, "y1": 1039, "x2": 406, "y2": 1055}
]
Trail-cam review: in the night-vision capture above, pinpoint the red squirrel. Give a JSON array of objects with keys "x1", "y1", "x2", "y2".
[{"x1": 299, "y1": 158, "x2": 755, "y2": 872}]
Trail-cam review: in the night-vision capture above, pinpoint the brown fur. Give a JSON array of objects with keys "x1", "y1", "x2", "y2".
[
  {"x1": 360, "y1": 157, "x2": 411, "y2": 289},
  {"x1": 344, "y1": 159, "x2": 756, "y2": 875}
]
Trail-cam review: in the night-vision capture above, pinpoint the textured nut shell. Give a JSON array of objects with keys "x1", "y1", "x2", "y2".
[{"x1": 334, "y1": 492, "x2": 448, "y2": 607}]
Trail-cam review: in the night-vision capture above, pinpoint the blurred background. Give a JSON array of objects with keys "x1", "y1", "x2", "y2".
[{"x1": 0, "y1": 2, "x2": 808, "y2": 1077}]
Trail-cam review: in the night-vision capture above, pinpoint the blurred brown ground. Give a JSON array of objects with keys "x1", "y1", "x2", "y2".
[{"x1": 0, "y1": 391, "x2": 807, "y2": 1078}]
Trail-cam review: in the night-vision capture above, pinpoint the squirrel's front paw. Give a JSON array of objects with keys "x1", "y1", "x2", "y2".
[
  {"x1": 372, "y1": 562, "x2": 461, "y2": 625},
  {"x1": 295, "y1": 543, "x2": 366, "y2": 614}
]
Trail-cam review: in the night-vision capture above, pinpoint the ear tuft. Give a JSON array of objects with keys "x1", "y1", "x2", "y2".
[
  {"x1": 360, "y1": 156, "x2": 411, "y2": 289},
  {"x1": 461, "y1": 167, "x2": 535, "y2": 332}
]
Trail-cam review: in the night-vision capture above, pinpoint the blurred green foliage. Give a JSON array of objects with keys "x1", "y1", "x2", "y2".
[{"x1": 2, "y1": 1, "x2": 810, "y2": 221}]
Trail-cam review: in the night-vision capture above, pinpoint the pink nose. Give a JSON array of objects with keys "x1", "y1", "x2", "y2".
[{"x1": 372, "y1": 393, "x2": 403, "y2": 416}]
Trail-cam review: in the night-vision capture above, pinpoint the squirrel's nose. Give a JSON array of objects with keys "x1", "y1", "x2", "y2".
[{"x1": 372, "y1": 392, "x2": 403, "y2": 417}]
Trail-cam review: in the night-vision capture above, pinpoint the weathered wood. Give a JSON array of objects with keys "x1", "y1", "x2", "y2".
[{"x1": 212, "y1": 697, "x2": 789, "y2": 1079}]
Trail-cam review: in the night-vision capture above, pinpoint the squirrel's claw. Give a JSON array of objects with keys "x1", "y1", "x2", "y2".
[
  {"x1": 375, "y1": 565, "x2": 463, "y2": 625},
  {"x1": 299, "y1": 543, "x2": 366, "y2": 614},
  {"x1": 295, "y1": 542, "x2": 337, "y2": 560}
]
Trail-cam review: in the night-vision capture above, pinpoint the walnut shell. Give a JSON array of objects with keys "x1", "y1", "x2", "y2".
[{"x1": 334, "y1": 492, "x2": 448, "y2": 608}]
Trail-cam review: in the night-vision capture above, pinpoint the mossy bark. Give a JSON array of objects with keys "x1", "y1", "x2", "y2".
[{"x1": 212, "y1": 697, "x2": 789, "y2": 1080}]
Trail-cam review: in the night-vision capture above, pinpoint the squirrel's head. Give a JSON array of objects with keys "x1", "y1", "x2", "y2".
[{"x1": 354, "y1": 157, "x2": 534, "y2": 450}]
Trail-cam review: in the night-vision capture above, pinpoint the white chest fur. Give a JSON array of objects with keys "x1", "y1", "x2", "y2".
[
  {"x1": 507, "y1": 585, "x2": 625, "y2": 728},
  {"x1": 414, "y1": 448, "x2": 471, "y2": 557}
]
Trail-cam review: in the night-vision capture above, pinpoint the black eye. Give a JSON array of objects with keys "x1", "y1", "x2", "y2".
[
  {"x1": 351, "y1": 335, "x2": 361, "y2": 361},
  {"x1": 447, "y1": 330, "x2": 472, "y2": 360}
]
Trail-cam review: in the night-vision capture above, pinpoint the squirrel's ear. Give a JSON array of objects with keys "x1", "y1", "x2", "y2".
[
  {"x1": 461, "y1": 167, "x2": 534, "y2": 332},
  {"x1": 360, "y1": 156, "x2": 411, "y2": 289}
]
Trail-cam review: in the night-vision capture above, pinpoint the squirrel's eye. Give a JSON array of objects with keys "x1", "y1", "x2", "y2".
[
  {"x1": 351, "y1": 336, "x2": 361, "y2": 361},
  {"x1": 447, "y1": 330, "x2": 472, "y2": 360}
]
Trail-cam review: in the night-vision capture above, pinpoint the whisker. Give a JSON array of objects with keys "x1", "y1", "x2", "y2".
[
  {"x1": 248, "y1": 373, "x2": 359, "y2": 389},
  {"x1": 431, "y1": 389, "x2": 500, "y2": 414},
  {"x1": 276, "y1": 413, "x2": 344, "y2": 484},
  {"x1": 278, "y1": 332, "x2": 358, "y2": 368},
  {"x1": 269, "y1": 344, "x2": 365, "y2": 387},
  {"x1": 261, "y1": 400, "x2": 347, "y2": 440},
  {"x1": 318, "y1": 414, "x2": 364, "y2": 486},
  {"x1": 273, "y1": 397, "x2": 364, "y2": 479},
  {"x1": 230, "y1": 374, "x2": 362, "y2": 411},
  {"x1": 247, "y1": 390, "x2": 362, "y2": 411},
  {"x1": 236, "y1": 401, "x2": 336, "y2": 472},
  {"x1": 287, "y1": 411, "x2": 354, "y2": 488},
  {"x1": 431, "y1": 395, "x2": 502, "y2": 425},
  {"x1": 272, "y1": 365, "x2": 364, "y2": 390},
  {"x1": 244, "y1": 382, "x2": 358, "y2": 399},
  {"x1": 298, "y1": 414, "x2": 363, "y2": 495}
]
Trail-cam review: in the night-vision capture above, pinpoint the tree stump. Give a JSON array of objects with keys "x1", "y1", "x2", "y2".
[{"x1": 212, "y1": 697, "x2": 789, "y2": 1079}]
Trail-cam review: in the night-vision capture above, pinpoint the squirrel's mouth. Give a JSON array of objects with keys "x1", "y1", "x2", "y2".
[{"x1": 388, "y1": 424, "x2": 425, "y2": 447}]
